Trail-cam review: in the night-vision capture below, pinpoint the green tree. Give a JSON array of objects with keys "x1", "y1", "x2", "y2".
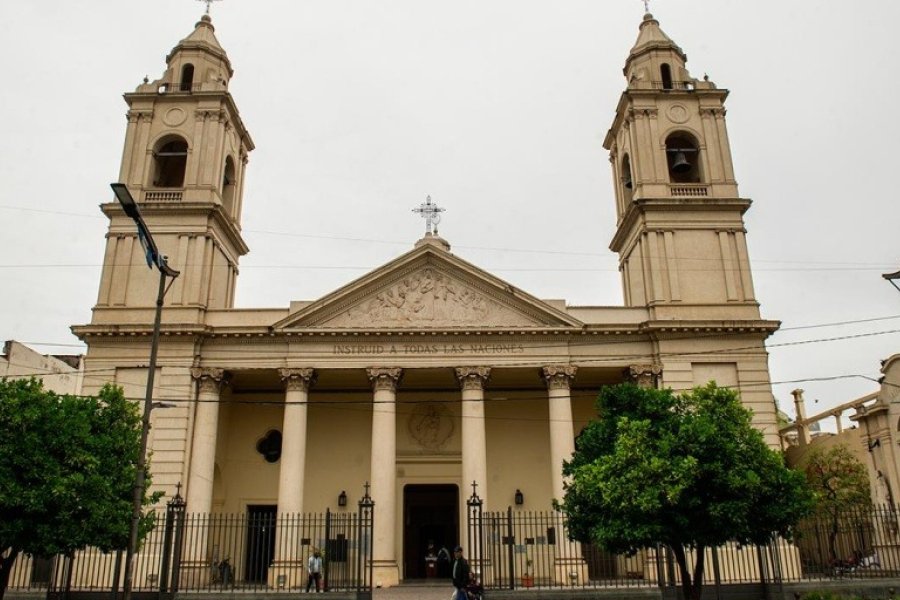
[
  {"x1": 559, "y1": 383, "x2": 813, "y2": 600},
  {"x1": 802, "y1": 445, "x2": 872, "y2": 562},
  {"x1": 0, "y1": 378, "x2": 160, "y2": 600}
]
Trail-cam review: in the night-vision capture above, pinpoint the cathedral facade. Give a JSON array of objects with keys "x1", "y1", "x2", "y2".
[{"x1": 72, "y1": 11, "x2": 780, "y2": 587}]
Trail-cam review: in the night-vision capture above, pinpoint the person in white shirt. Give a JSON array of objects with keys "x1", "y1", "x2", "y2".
[{"x1": 306, "y1": 550, "x2": 323, "y2": 593}]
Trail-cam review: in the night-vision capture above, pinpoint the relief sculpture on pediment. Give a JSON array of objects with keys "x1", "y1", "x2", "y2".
[{"x1": 326, "y1": 267, "x2": 535, "y2": 327}]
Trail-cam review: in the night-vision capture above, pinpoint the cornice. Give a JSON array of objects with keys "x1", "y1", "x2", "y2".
[
  {"x1": 71, "y1": 323, "x2": 208, "y2": 341},
  {"x1": 610, "y1": 197, "x2": 753, "y2": 252},
  {"x1": 101, "y1": 200, "x2": 250, "y2": 257}
]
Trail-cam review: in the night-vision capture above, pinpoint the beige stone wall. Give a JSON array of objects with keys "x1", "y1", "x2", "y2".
[{"x1": 0, "y1": 340, "x2": 83, "y2": 395}]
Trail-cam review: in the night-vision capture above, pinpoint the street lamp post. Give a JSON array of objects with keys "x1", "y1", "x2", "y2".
[
  {"x1": 884, "y1": 269, "x2": 900, "y2": 295},
  {"x1": 110, "y1": 183, "x2": 180, "y2": 600}
]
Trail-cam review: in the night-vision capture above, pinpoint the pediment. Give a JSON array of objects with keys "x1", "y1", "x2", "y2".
[{"x1": 273, "y1": 244, "x2": 582, "y2": 330}]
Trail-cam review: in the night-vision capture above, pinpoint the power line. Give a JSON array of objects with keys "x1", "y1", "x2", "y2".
[
  {"x1": 0, "y1": 204, "x2": 894, "y2": 269},
  {"x1": 19, "y1": 313, "x2": 900, "y2": 351}
]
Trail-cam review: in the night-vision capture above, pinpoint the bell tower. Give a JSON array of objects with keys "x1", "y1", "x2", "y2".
[
  {"x1": 605, "y1": 12, "x2": 758, "y2": 321},
  {"x1": 93, "y1": 14, "x2": 253, "y2": 322}
]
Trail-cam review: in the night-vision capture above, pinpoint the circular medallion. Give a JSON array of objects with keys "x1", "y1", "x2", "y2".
[
  {"x1": 408, "y1": 402, "x2": 454, "y2": 451},
  {"x1": 667, "y1": 104, "x2": 689, "y2": 124},
  {"x1": 163, "y1": 107, "x2": 187, "y2": 127}
]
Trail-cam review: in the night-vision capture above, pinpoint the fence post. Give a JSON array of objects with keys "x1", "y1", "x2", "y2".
[
  {"x1": 356, "y1": 482, "x2": 374, "y2": 600},
  {"x1": 158, "y1": 486, "x2": 185, "y2": 599},
  {"x1": 324, "y1": 508, "x2": 331, "y2": 592},
  {"x1": 506, "y1": 506, "x2": 515, "y2": 590},
  {"x1": 168, "y1": 492, "x2": 186, "y2": 596},
  {"x1": 466, "y1": 481, "x2": 484, "y2": 586}
]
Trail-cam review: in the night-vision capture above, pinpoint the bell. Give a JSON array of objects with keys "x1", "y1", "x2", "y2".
[{"x1": 671, "y1": 151, "x2": 691, "y2": 173}]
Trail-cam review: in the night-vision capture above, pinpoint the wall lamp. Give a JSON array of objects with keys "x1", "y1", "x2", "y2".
[
  {"x1": 514, "y1": 489, "x2": 524, "y2": 506},
  {"x1": 338, "y1": 490, "x2": 347, "y2": 507},
  {"x1": 884, "y1": 269, "x2": 900, "y2": 294}
]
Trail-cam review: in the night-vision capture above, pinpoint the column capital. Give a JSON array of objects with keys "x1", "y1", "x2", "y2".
[
  {"x1": 455, "y1": 367, "x2": 491, "y2": 391},
  {"x1": 625, "y1": 364, "x2": 662, "y2": 388},
  {"x1": 191, "y1": 367, "x2": 227, "y2": 394},
  {"x1": 367, "y1": 367, "x2": 403, "y2": 392},
  {"x1": 542, "y1": 366, "x2": 577, "y2": 390},
  {"x1": 279, "y1": 368, "x2": 316, "y2": 392}
]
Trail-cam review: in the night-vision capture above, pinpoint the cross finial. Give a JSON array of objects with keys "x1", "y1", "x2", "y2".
[
  {"x1": 412, "y1": 195, "x2": 446, "y2": 235},
  {"x1": 175, "y1": 481, "x2": 183, "y2": 498},
  {"x1": 643, "y1": 0, "x2": 651, "y2": 13},
  {"x1": 196, "y1": 0, "x2": 223, "y2": 16},
  {"x1": 471, "y1": 480, "x2": 478, "y2": 496}
]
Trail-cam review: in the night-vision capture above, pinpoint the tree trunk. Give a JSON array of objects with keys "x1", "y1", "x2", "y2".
[
  {"x1": 0, "y1": 547, "x2": 21, "y2": 600},
  {"x1": 691, "y1": 546, "x2": 706, "y2": 600},
  {"x1": 670, "y1": 544, "x2": 703, "y2": 600}
]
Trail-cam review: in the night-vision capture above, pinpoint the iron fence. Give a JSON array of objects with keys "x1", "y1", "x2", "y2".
[
  {"x1": 5, "y1": 491, "x2": 374, "y2": 597},
  {"x1": 466, "y1": 504, "x2": 900, "y2": 590}
]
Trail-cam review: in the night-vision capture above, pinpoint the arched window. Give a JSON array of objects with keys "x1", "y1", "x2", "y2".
[
  {"x1": 152, "y1": 138, "x2": 188, "y2": 188},
  {"x1": 180, "y1": 64, "x2": 194, "y2": 92},
  {"x1": 621, "y1": 154, "x2": 634, "y2": 191},
  {"x1": 665, "y1": 133, "x2": 701, "y2": 183},
  {"x1": 222, "y1": 156, "x2": 237, "y2": 214},
  {"x1": 660, "y1": 63, "x2": 673, "y2": 90}
]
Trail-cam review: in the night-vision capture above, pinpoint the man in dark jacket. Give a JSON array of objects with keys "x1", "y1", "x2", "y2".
[{"x1": 451, "y1": 545, "x2": 471, "y2": 600}]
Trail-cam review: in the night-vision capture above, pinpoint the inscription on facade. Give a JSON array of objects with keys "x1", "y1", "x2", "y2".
[{"x1": 332, "y1": 343, "x2": 525, "y2": 356}]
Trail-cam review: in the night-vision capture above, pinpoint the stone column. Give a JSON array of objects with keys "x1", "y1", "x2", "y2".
[
  {"x1": 542, "y1": 366, "x2": 588, "y2": 586},
  {"x1": 270, "y1": 368, "x2": 315, "y2": 589},
  {"x1": 187, "y1": 367, "x2": 226, "y2": 514},
  {"x1": 366, "y1": 367, "x2": 403, "y2": 587},
  {"x1": 456, "y1": 367, "x2": 491, "y2": 509},
  {"x1": 625, "y1": 364, "x2": 662, "y2": 389},
  {"x1": 542, "y1": 366, "x2": 577, "y2": 503},
  {"x1": 455, "y1": 367, "x2": 491, "y2": 583},
  {"x1": 791, "y1": 388, "x2": 811, "y2": 446},
  {"x1": 183, "y1": 368, "x2": 226, "y2": 584}
]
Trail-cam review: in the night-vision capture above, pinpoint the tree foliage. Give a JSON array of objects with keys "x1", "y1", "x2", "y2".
[
  {"x1": 802, "y1": 444, "x2": 872, "y2": 561},
  {"x1": 803, "y1": 445, "x2": 871, "y2": 513},
  {"x1": 0, "y1": 378, "x2": 159, "y2": 600},
  {"x1": 559, "y1": 383, "x2": 814, "y2": 600}
]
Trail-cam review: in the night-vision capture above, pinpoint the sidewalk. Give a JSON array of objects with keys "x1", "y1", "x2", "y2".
[{"x1": 374, "y1": 581, "x2": 452, "y2": 600}]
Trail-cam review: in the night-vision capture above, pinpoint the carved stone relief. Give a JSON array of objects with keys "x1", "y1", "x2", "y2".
[
  {"x1": 407, "y1": 402, "x2": 454, "y2": 451},
  {"x1": 324, "y1": 267, "x2": 538, "y2": 327}
]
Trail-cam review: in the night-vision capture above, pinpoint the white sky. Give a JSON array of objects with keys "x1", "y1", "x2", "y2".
[{"x1": 1, "y1": 0, "x2": 897, "y2": 425}]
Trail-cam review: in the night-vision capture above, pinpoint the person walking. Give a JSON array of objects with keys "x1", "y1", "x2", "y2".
[
  {"x1": 450, "y1": 545, "x2": 470, "y2": 600},
  {"x1": 306, "y1": 550, "x2": 323, "y2": 593}
]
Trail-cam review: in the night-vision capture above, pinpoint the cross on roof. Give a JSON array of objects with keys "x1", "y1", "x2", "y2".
[
  {"x1": 412, "y1": 195, "x2": 445, "y2": 235},
  {"x1": 196, "y1": 0, "x2": 223, "y2": 16},
  {"x1": 643, "y1": 0, "x2": 651, "y2": 13}
]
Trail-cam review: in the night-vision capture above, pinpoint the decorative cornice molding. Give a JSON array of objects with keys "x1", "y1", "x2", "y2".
[
  {"x1": 191, "y1": 367, "x2": 227, "y2": 394},
  {"x1": 367, "y1": 367, "x2": 403, "y2": 392},
  {"x1": 541, "y1": 365, "x2": 577, "y2": 390},
  {"x1": 455, "y1": 367, "x2": 492, "y2": 391},
  {"x1": 279, "y1": 368, "x2": 316, "y2": 392}
]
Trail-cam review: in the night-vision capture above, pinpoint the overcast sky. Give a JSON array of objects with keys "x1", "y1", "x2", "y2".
[{"x1": 1, "y1": 0, "x2": 897, "y2": 425}]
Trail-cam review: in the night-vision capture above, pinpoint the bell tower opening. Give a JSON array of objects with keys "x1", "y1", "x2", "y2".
[
  {"x1": 180, "y1": 63, "x2": 195, "y2": 91},
  {"x1": 152, "y1": 137, "x2": 188, "y2": 188},
  {"x1": 222, "y1": 156, "x2": 237, "y2": 215},
  {"x1": 665, "y1": 133, "x2": 701, "y2": 183},
  {"x1": 660, "y1": 63, "x2": 673, "y2": 89}
]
